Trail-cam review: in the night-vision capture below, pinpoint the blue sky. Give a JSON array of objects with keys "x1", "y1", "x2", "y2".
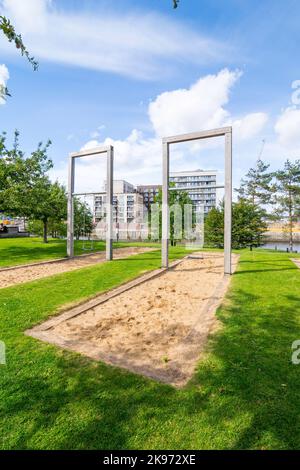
[{"x1": 1, "y1": 0, "x2": 300, "y2": 194}]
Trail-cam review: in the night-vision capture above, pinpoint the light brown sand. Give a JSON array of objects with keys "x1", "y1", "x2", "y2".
[
  {"x1": 291, "y1": 258, "x2": 300, "y2": 269},
  {"x1": 0, "y1": 247, "x2": 155, "y2": 289},
  {"x1": 31, "y1": 252, "x2": 238, "y2": 387}
]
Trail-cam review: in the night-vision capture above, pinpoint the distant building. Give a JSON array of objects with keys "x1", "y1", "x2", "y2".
[
  {"x1": 105, "y1": 180, "x2": 135, "y2": 195},
  {"x1": 136, "y1": 185, "x2": 161, "y2": 211},
  {"x1": 169, "y1": 169, "x2": 217, "y2": 214},
  {"x1": 94, "y1": 180, "x2": 146, "y2": 240}
]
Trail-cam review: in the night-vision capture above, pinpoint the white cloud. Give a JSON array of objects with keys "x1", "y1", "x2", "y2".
[
  {"x1": 148, "y1": 69, "x2": 268, "y2": 143},
  {"x1": 90, "y1": 132, "x2": 99, "y2": 139},
  {"x1": 2, "y1": 0, "x2": 49, "y2": 34},
  {"x1": 89, "y1": 125, "x2": 106, "y2": 139},
  {"x1": 81, "y1": 139, "x2": 101, "y2": 152},
  {"x1": 147, "y1": 69, "x2": 268, "y2": 162},
  {"x1": 51, "y1": 69, "x2": 269, "y2": 193},
  {"x1": 0, "y1": 64, "x2": 9, "y2": 104},
  {"x1": 51, "y1": 130, "x2": 163, "y2": 193},
  {"x1": 232, "y1": 112, "x2": 268, "y2": 140},
  {"x1": 0, "y1": 0, "x2": 229, "y2": 80},
  {"x1": 79, "y1": 129, "x2": 162, "y2": 179},
  {"x1": 148, "y1": 69, "x2": 242, "y2": 137},
  {"x1": 274, "y1": 106, "x2": 300, "y2": 154}
]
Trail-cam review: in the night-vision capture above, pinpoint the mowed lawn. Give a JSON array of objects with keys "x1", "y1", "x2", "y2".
[
  {"x1": 1, "y1": 248, "x2": 300, "y2": 449},
  {"x1": 0, "y1": 237, "x2": 159, "y2": 268}
]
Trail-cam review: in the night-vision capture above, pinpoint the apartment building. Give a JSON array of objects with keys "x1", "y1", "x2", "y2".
[
  {"x1": 136, "y1": 185, "x2": 161, "y2": 211},
  {"x1": 94, "y1": 180, "x2": 146, "y2": 240},
  {"x1": 169, "y1": 169, "x2": 217, "y2": 214}
]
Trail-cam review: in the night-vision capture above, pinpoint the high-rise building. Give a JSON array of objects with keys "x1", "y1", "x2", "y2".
[
  {"x1": 136, "y1": 185, "x2": 161, "y2": 211},
  {"x1": 169, "y1": 169, "x2": 217, "y2": 214}
]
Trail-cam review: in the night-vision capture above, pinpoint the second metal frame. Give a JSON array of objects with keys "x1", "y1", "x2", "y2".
[
  {"x1": 162, "y1": 127, "x2": 232, "y2": 275},
  {"x1": 67, "y1": 145, "x2": 114, "y2": 261}
]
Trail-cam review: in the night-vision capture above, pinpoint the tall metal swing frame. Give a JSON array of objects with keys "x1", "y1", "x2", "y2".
[
  {"x1": 67, "y1": 145, "x2": 114, "y2": 261},
  {"x1": 161, "y1": 127, "x2": 232, "y2": 275}
]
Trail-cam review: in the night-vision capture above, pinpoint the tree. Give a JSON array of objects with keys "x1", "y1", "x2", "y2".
[
  {"x1": 205, "y1": 199, "x2": 267, "y2": 249},
  {"x1": 236, "y1": 158, "x2": 275, "y2": 206},
  {"x1": 0, "y1": 130, "x2": 67, "y2": 243},
  {"x1": 0, "y1": 130, "x2": 50, "y2": 214},
  {"x1": 74, "y1": 198, "x2": 94, "y2": 241},
  {"x1": 48, "y1": 219, "x2": 67, "y2": 238},
  {"x1": 0, "y1": 16, "x2": 38, "y2": 100},
  {"x1": 27, "y1": 179, "x2": 67, "y2": 243},
  {"x1": 0, "y1": 130, "x2": 53, "y2": 216},
  {"x1": 155, "y1": 183, "x2": 194, "y2": 245},
  {"x1": 27, "y1": 218, "x2": 67, "y2": 239},
  {"x1": 204, "y1": 206, "x2": 224, "y2": 248},
  {"x1": 273, "y1": 159, "x2": 300, "y2": 252}
]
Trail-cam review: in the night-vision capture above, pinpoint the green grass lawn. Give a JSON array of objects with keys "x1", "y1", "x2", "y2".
[
  {"x1": 0, "y1": 237, "x2": 160, "y2": 268},
  {"x1": 1, "y1": 248, "x2": 300, "y2": 449}
]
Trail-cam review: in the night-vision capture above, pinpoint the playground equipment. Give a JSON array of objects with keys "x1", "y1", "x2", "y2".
[
  {"x1": 161, "y1": 127, "x2": 232, "y2": 275},
  {"x1": 67, "y1": 128, "x2": 232, "y2": 273},
  {"x1": 67, "y1": 145, "x2": 114, "y2": 261}
]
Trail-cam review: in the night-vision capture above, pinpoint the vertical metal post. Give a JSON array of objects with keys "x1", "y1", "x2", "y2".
[
  {"x1": 162, "y1": 141, "x2": 169, "y2": 268},
  {"x1": 106, "y1": 146, "x2": 113, "y2": 261},
  {"x1": 67, "y1": 155, "x2": 75, "y2": 258},
  {"x1": 224, "y1": 130, "x2": 232, "y2": 275}
]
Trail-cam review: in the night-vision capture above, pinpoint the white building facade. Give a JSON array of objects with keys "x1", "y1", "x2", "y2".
[
  {"x1": 169, "y1": 169, "x2": 217, "y2": 214},
  {"x1": 94, "y1": 180, "x2": 147, "y2": 240}
]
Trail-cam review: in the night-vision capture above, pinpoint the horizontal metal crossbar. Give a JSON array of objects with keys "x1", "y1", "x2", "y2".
[
  {"x1": 70, "y1": 146, "x2": 112, "y2": 159},
  {"x1": 163, "y1": 127, "x2": 232, "y2": 145},
  {"x1": 72, "y1": 191, "x2": 106, "y2": 197},
  {"x1": 168, "y1": 185, "x2": 225, "y2": 191}
]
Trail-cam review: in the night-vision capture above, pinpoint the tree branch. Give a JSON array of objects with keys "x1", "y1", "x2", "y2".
[{"x1": 0, "y1": 16, "x2": 38, "y2": 101}]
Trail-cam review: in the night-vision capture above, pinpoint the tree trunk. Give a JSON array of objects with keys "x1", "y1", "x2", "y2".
[{"x1": 43, "y1": 220, "x2": 48, "y2": 243}]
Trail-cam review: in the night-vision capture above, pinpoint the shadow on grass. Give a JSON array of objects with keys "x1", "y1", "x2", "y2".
[
  {"x1": 2, "y1": 347, "x2": 178, "y2": 449},
  {"x1": 2, "y1": 251, "x2": 300, "y2": 449},
  {"x1": 7, "y1": 283, "x2": 300, "y2": 450},
  {"x1": 188, "y1": 278, "x2": 300, "y2": 449}
]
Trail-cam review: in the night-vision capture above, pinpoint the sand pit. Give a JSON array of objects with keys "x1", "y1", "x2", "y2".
[
  {"x1": 27, "y1": 252, "x2": 239, "y2": 387},
  {"x1": 0, "y1": 247, "x2": 155, "y2": 289},
  {"x1": 291, "y1": 258, "x2": 300, "y2": 269}
]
